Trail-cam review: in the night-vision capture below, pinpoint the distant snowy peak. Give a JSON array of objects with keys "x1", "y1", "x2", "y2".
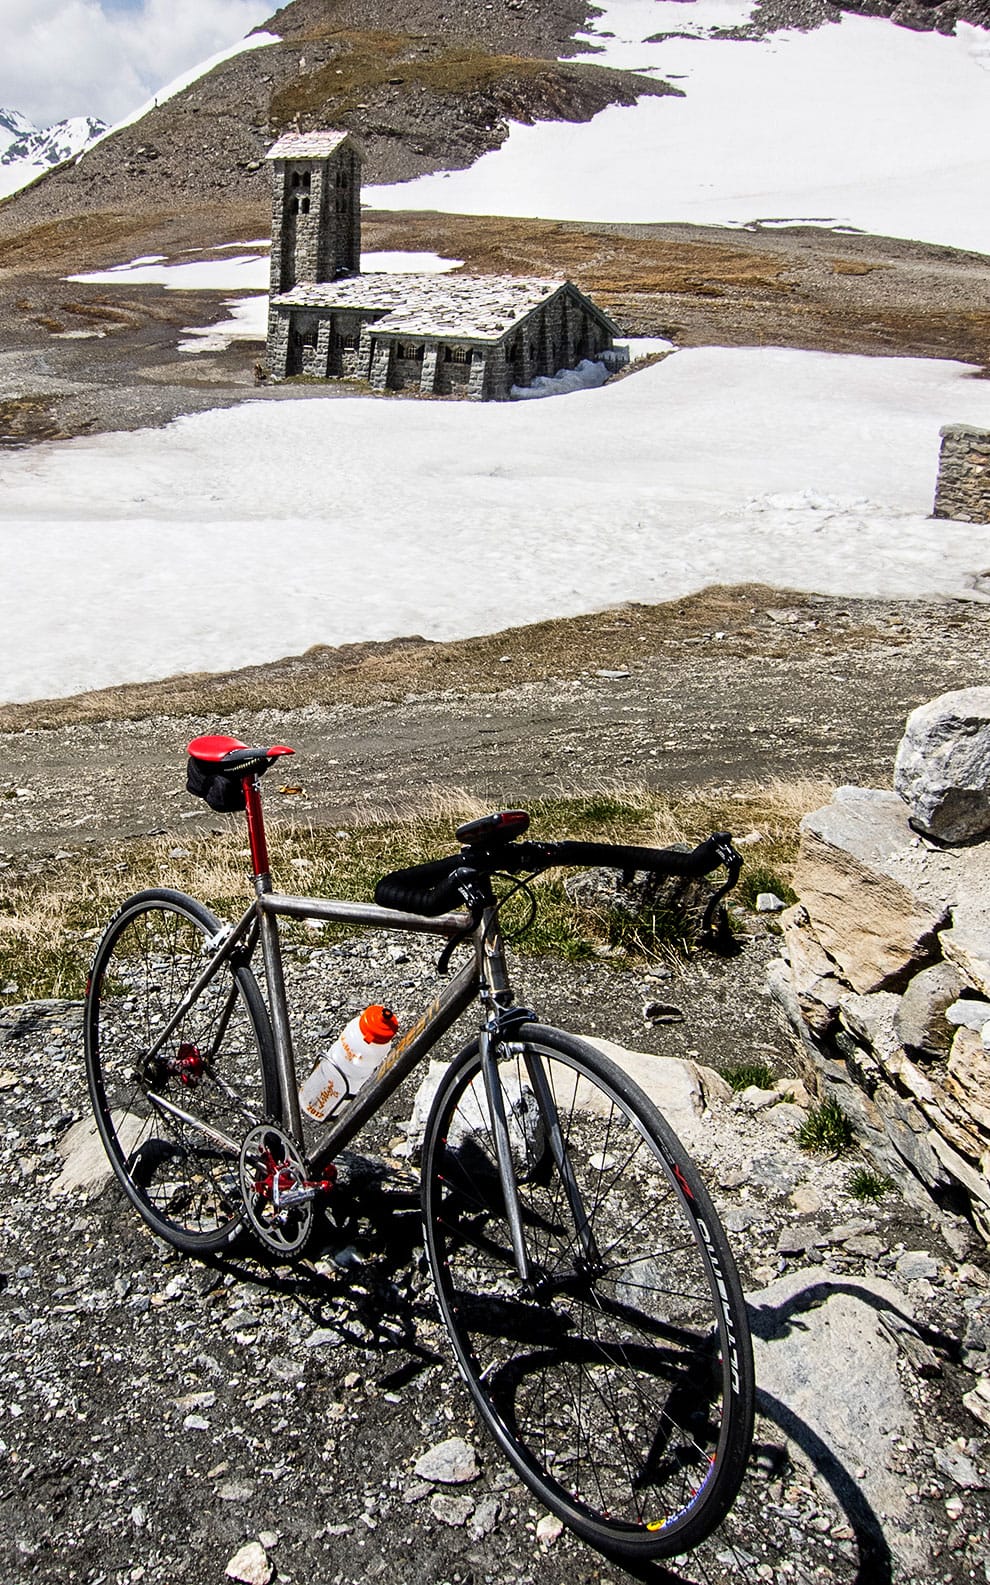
[
  {"x1": 1, "y1": 115, "x2": 108, "y2": 173},
  {"x1": 0, "y1": 107, "x2": 35, "y2": 154},
  {"x1": 0, "y1": 112, "x2": 107, "y2": 199}
]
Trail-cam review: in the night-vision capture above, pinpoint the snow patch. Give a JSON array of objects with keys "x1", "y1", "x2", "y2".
[
  {"x1": 67, "y1": 255, "x2": 270, "y2": 291},
  {"x1": 360, "y1": 251, "x2": 464, "y2": 273},
  {"x1": 178, "y1": 297, "x2": 268, "y2": 353},
  {"x1": 365, "y1": 16, "x2": 990, "y2": 255},
  {"x1": 511, "y1": 358, "x2": 612, "y2": 400},
  {"x1": 1, "y1": 347, "x2": 990, "y2": 703}
]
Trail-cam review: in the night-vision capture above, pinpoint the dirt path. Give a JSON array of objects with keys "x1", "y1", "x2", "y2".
[{"x1": 1, "y1": 588, "x2": 988, "y2": 860}]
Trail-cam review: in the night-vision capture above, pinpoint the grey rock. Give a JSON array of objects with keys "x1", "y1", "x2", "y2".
[
  {"x1": 895, "y1": 1249, "x2": 939, "y2": 1282},
  {"x1": 894, "y1": 687, "x2": 990, "y2": 842},
  {"x1": 761, "y1": 1100, "x2": 808, "y2": 1133},
  {"x1": 429, "y1": 1491, "x2": 475, "y2": 1527},
  {"x1": 51, "y1": 1113, "x2": 144, "y2": 1198},
  {"x1": 218, "y1": 1481, "x2": 255, "y2": 1502},
  {"x1": 930, "y1": 1132, "x2": 990, "y2": 1208},
  {"x1": 583, "y1": 1038, "x2": 732, "y2": 1149},
  {"x1": 642, "y1": 999, "x2": 684, "y2": 1023},
  {"x1": 872, "y1": 1084, "x2": 949, "y2": 1189},
  {"x1": 777, "y1": 1224, "x2": 823, "y2": 1254},
  {"x1": 756, "y1": 892, "x2": 785, "y2": 913},
  {"x1": 225, "y1": 1542, "x2": 272, "y2": 1585},
  {"x1": 304, "y1": 1328, "x2": 342, "y2": 1349},
  {"x1": 947, "y1": 997, "x2": 990, "y2": 1031},
  {"x1": 795, "y1": 791, "x2": 947, "y2": 994},
  {"x1": 403, "y1": 1061, "x2": 545, "y2": 1172},
  {"x1": 414, "y1": 1435, "x2": 479, "y2": 1485},
  {"x1": 896, "y1": 961, "x2": 964, "y2": 1056},
  {"x1": 933, "y1": 1446, "x2": 988, "y2": 1490},
  {"x1": 963, "y1": 1379, "x2": 990, "y2": 1430},
  {"x1": 830, "y1": 1218, "x2": 876, "y2": 1240},
  {"x1": 402, "y1": 1480, "x2": 432, "y2": 1504},
  {"x1": 468, "y1": 1495, "x2": 500, "y2": 1539},
  {"x1": 839, "y1": 990, "x2": 903, "y2": 1068},
  {"x1": 749, "y1": 1266, "x2": 925, "y2": 1571},
  {"x1": 733, "y1": 1084, "x2": 779, "y2": 1113},
  {"x1": 843, "y1": 1234, "x2": 886, "y2": 1259}
]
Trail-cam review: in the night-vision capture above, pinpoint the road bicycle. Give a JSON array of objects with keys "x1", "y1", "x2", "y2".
[{"x1": 84, "y1": 733, "x2": 755, "y2": 1560}]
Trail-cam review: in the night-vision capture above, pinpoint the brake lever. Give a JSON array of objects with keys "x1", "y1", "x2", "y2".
[
  {"x1": 700, "y1": 842, "x2": 743, "y2": 943},
  {"x1": 436, "y1": 867, "x2": 485, "y2": 975}
]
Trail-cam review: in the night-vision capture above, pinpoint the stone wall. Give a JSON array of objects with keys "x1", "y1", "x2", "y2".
[
  {"x1": 770, "y1": 690, "x2": 990, "y2": 1244},
  {"x1": 934, "y1": 424, "x2": 990, "y2": 525}
]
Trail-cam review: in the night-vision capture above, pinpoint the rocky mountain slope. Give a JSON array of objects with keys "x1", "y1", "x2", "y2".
[{"x1": 0, "y1": 0, "x2": 669, "y2": 257}]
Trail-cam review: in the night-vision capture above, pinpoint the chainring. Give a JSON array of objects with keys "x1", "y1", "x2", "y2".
[{"x1": 238, "y1": 1122, "x2": 315, "y2": 1257}]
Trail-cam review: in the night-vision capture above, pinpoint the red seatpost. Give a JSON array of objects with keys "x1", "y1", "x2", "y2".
[{"x1": 244, "y1": 777, "x2": 271, "y2": 881}]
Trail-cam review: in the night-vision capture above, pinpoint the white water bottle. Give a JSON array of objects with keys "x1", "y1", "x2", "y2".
[{"x1": 299, "y1": 1005, "x2": 399, "y2": 1121}]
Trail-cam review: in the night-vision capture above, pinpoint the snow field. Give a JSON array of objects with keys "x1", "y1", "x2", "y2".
[
  {"x1": 1, "y1": 346, "x2": 989, "y2": 704},
  {"x1": 364, "y1": 12, "x2": 990, "y2": 256}
]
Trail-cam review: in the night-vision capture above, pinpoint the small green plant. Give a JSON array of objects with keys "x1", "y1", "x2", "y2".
[
  {"x1": 723, "y1": 1061, "x2": 776, "y2": 1093},
  {"x1": 847, "y1": 1165, "x2": 893, "y2": 1202},
  {"x1": 796, "y1": 1096, "x2": 855, "y2": 1155}
]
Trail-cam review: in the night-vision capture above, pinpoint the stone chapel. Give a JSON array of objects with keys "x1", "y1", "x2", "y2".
[{"x1": 265, "y1": 130, "x2": 623, "y2": 400}]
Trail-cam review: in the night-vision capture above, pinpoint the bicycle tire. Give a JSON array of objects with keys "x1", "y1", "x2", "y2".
[
  {"x1": 85, "y1": 888, "x2": 279, "y2": 1255},
  {"x1": 420, "y1": 1025, "x2": 754, "y2": 1559}
]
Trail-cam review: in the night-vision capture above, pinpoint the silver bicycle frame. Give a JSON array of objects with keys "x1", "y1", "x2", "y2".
[{"x1": 146, "y1": 860, "x2": 590, "y2": 1282}]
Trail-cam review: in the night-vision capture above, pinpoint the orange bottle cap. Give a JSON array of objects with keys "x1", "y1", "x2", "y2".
[{"x1": 359, "y1": 1005, "x2": 399, "y2": 1043}]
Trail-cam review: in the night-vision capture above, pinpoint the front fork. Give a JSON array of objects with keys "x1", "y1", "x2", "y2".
[{"x1": 478, "y1": 1012, "x2": 601, "y2": 1292}]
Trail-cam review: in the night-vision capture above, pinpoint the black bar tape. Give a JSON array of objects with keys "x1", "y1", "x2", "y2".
[
  {"x1": 550, "y1": 835, "x2": 730, "y2": 878},
  {"x1": 374, "y1": 855, "x2": 465, "y2": 917}
]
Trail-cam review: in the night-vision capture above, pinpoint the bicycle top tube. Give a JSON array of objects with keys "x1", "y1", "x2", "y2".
[{"x1": 184, "y1": 732, "x2": 743, "y2": 938}]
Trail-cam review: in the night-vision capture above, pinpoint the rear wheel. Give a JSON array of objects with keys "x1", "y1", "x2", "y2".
[
  {"x1": 421, "y1": 1026, "x2": 754, "y2": 1559},
  {"x1": 85, "y1": 889, "x2": 278, "y2": 1254}
]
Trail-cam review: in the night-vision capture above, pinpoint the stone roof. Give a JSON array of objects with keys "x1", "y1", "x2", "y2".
[
  {"x1": 266, "y1": 130, "x2": 356, "y2": 161},
  {"x1": 271, "y1": 273, "x2": 571, "y2": 341}
]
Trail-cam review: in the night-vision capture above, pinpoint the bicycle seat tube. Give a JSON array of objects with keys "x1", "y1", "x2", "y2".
[{"x1": 245, "y1": 772, "x2": 303, "y2": 1143}]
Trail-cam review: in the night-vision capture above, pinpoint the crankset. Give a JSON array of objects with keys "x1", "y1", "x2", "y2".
[{"x1": 238, "y1": 1122, "x2": 335, "y2": 1258}]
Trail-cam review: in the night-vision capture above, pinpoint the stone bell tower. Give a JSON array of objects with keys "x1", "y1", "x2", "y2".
[{"x1": 266, "y1": 130, "x2": 362, "y2": 295}]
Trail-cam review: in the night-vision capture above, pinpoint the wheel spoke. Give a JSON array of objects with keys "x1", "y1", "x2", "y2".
[
  {"x1": 422, "y1": 1031, "x2": 753, "y2": 1558},
  {"x1": 85, "y1": 892, "x2": 275, "y2": 1254}
]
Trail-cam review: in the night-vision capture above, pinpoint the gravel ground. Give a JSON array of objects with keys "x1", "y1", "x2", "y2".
[{"x1": 1, "y1": 910, "x2": 989, "y2": 1585}]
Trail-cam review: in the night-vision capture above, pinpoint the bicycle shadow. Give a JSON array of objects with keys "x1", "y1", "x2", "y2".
[
  {"x1": 205, "y1": 1152, "x2": 444, "y2": 1370},
  {"x1": 206, "y1": 1171, "x2": 944, "y2": 1585},
  {"x1": 602, "y1": 1385, "x2": 892, "y2": 1585},
  {"x1": 619, "y1": 1267, "x2": 960, "y2": 1585}
]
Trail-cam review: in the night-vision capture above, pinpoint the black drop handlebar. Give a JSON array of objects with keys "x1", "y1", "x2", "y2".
[{"x1": 374, "y1": 829, "x2": 742, "y2": 934}]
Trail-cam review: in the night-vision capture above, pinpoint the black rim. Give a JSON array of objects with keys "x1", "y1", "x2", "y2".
[
  {"x1": 423, "y1": 1037, "x2": 750, "y2": 1551},
  {"x1": 86, "y1": 895, "x2": 274, "y2": 1249}
]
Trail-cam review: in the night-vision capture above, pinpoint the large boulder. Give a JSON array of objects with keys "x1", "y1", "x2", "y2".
[
  {"x1": 794, "y1": 789, "x2": 947, "y2": 994},
  {"x1": 894, "y1": 687, "x2": 990, "y2": 844}
]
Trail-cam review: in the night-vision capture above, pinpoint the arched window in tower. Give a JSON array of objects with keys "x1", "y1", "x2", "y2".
[
  {"x1": 291, "y1": 171, "x2": 301, "y2": 189},
  {"x1": 302, "y1": 171, "x2": 311, "y2": 190},
  {"x1": 301, "y1": 197, "x2": 310, "y2": 214},
  {"x1": 291, "y1": 197, "x2": 300, "y2": 215}
]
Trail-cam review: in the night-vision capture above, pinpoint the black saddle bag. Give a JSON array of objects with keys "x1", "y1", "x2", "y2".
[{"x1": 186, "y1": 756, "x2": 247, "y2": 813}]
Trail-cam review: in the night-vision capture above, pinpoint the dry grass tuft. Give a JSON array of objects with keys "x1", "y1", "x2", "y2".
[{"x1": 0, "y1": 776, "x2": 830, "y2": 1005}]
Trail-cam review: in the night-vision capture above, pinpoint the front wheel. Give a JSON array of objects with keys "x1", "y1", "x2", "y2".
[
  {"x1": 420, "y1": 1026, "x2": 754, "y2": 1559},
  {"x1": 85, "y1": 889, "x2": 278, "y2": 1255}
]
